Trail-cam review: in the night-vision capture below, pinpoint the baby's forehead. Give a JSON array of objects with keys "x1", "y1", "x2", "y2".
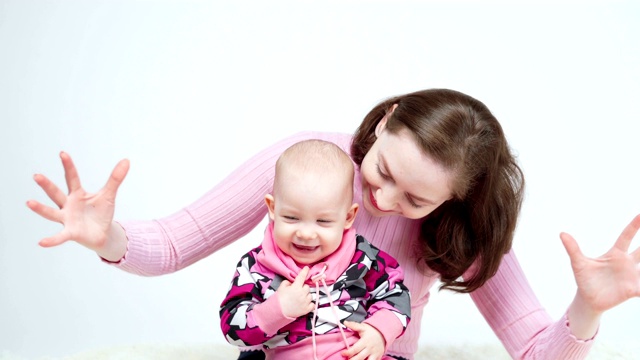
[
  {"x1": 280, "y1": 163, "x2": 350, "y2": 184},
  {"x1": 285, "y1": 156, "x2": 346, "y2": 170},
  {"x1": 280, "y1": 140, "x2": 352, "y2": 169},
  {"x1": 275, "y1": 166, "x2": 353, "y2": 200},
  {"x1": 280, "y1": 153, "x2": 353, "y2": 176}
]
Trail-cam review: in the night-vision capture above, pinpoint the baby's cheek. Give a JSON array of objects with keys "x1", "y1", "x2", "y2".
[{"x1": 324, "y1": 231, "x2": 344, "y2": 252}]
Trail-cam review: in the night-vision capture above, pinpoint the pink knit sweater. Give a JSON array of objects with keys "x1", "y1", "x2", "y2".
[{"x1": 113, "y1": 131, "x2": 594, "y2": 360}]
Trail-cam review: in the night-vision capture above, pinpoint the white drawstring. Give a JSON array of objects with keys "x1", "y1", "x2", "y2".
[{"x1": 310, "y1": 264, "x2": 350, "y2": 360}]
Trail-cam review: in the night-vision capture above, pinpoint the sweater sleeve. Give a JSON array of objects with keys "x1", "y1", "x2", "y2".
[
  {"x1": 106, "y1": 131, "x2": 351, "y2": 276},
  {"x1": 469, "y1": 250, "x2": 594, "y2": 360}
]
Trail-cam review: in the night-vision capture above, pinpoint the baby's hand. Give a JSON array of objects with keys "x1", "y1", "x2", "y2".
[
  {"x1": 276, "y1": 266, "x2": 314, "y2": 318},
  {"x1": 341, "y1": 321, "x2": 385, "y2": 360}
]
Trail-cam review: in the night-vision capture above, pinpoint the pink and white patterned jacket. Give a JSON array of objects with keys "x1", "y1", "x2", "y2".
[{"x1": 219, "y1": 222, "x2": 411, "y2": 359}]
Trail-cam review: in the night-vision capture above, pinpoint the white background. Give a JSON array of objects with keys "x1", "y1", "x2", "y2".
[{"x1": 1, "y1": 0, "x2": 639, "y2": 358}]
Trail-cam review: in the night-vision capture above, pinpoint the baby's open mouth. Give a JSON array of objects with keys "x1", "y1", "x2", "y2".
[{"x1": 293, "y1": 244, "x2": 318, "y2": 252}]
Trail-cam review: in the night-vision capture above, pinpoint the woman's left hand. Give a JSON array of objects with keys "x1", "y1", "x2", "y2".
[{"x1": 561, "y1": 214, "x2": 640, "y2": 337}]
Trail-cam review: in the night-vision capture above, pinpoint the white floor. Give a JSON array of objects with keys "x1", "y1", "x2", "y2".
[{"x1": 2, "y1": 342, "x2": 638, "y2": 360}]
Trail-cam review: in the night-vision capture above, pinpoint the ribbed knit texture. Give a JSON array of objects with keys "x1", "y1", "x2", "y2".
[{"x1": 113, "y1": 131, "x2": 594, "y2": 360}]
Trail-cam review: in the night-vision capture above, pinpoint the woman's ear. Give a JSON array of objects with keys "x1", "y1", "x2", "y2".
[
  {"x1": 375, "y1": 117, "x2": 387, "y2": 137},
  {"x1": 264, "y1": 194, "x2": 276, "y2": 221},
  {"x1": 344, "y1": 203, "x2": 359, "y2": 230},
  {"x1": 375, "y1": 103, "x2": 398, "y2": 137}
]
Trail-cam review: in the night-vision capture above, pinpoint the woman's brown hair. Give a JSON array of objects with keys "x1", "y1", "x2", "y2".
[{"x1": 351, "y1": 89, "x2": 525, "y2": 293}]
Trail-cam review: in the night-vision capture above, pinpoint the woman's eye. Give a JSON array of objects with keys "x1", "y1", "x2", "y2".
[
  {"x1": 406, "y1": 196, "x2": 422, "y2": 209},
  {"x1": 376, "y1": 164, "x2": 391, "y2": 180}
]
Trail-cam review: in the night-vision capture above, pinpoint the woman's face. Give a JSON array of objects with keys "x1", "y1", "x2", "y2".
[{"x1": 360, "y1": 120, "x2": 454, "y2": 219}]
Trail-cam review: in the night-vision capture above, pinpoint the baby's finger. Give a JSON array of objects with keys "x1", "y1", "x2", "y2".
[
  {"x1": 33, "y1": 174, "x2": 66, "y2": 208},
  {"x1": 344, "y1": 320, "x2": 364, "y2": 332},
  {"x1": 293, "y1": 266, "x2": 310, "y2": 286},
  {"x1": 305, "y1": 302, "x2": 315, "y2": 313},
  {"x1": 341, "y1": 340, "x2": 365, "y2": 359},
  {"x1": 349, "y1": 351, "x2": 368, "y2": 360}
]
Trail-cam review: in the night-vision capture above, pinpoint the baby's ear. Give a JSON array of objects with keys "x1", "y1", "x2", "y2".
[
  {"x1": 264, "y1": 194, "x2": 276, "y2": 221},
  {"x1": 344, "y1": 203, "x2": 359, "y2": 229}
]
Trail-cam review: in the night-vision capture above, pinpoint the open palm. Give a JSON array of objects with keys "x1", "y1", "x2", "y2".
[
  {"x1": 561, "y1": 215, "x2": 640, "y2": 314},
  {"x1": 27, "y1": 152, "x2": 129, "y2": 252}
]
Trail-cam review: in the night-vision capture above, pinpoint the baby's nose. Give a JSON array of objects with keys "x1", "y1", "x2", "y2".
[{"x1": 295, "y1": 226, "x2": 317, "y2": 240}]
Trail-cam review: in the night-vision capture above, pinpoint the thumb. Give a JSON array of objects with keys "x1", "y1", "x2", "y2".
[
  {"x1": 343, "y1": 320, "x2": 363, "y2": 332},
  {"x1": 560, "y1": 232, "x2": 583, "y2": 262},
  {"x1": 104, "y1": 159, "x2": 130, "y2": 200},
  {"x1": 39, "y1": 233, "x2": 68, "y2": 247}
]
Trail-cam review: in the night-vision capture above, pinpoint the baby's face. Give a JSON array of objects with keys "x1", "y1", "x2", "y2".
[{"x1": 267, "y1": 171, "x2": 356, "y2": 265}]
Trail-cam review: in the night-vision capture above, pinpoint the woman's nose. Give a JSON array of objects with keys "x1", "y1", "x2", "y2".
[{"x1": 375, "y1": 187, "x2": 399, "y2": 212}]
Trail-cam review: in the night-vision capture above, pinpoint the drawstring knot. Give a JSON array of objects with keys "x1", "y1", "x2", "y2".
[{"x1": 310, "y1": 264, "x2": 350, "y2": 360}]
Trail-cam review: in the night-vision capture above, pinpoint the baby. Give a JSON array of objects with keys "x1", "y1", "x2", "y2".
[{"x1": 220, "y1": 139, "x2": 410, "y2": 360}]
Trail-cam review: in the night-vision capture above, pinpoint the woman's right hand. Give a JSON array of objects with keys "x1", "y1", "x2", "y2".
[{"x1": 26, "y1": 151, "x2": 130, "y2": 261}]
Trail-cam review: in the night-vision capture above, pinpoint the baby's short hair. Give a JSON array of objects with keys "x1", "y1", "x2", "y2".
[{"x1": 274, "y1": 139, "x2": 354, "y2": 197}]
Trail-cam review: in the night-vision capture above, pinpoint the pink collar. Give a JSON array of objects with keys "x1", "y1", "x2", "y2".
[{"x1": 256, "y1": 222, "x2": 357, "y2": 285}]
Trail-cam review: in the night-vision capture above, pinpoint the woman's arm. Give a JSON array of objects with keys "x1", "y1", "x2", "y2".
[
  {"x1": 469, "y1": 250, "x2": 592, "y2": 360},
  {"x1": 113, "y1": 131, "x2": 351, "y2": 276},
  {"x1": 470, "y1": 215, "x2": 640, "y2": 360},
  {"x1": 29, "y1": 131, "x2": 351, "y2": 276},
  {"x1": 560, "y1": 215, "x2": 640, "y2": 338}
]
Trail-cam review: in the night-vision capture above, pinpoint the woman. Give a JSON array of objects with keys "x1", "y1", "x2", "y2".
[{"x1": 27, "y1": 89, "x2": 640, "y2": 360}]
